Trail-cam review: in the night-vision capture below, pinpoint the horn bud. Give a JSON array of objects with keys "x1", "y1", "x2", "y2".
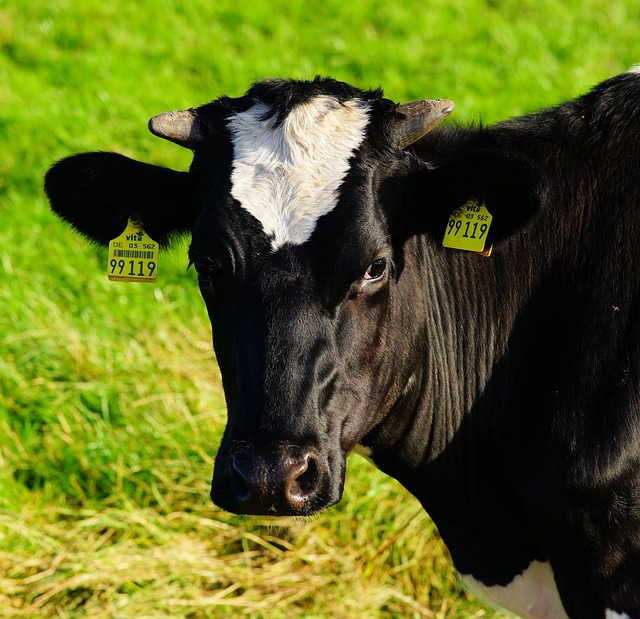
[
  {"x1": 148, "y1": 109, "x2": 202, "y2": 149},
  {"x1": 395, "y1": 99, "x2": 455, "y2": 149}
]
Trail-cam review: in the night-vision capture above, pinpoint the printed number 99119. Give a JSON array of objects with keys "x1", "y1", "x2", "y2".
[{"x1": 109, "y1": 258, "x2": 157, "y2": 278}]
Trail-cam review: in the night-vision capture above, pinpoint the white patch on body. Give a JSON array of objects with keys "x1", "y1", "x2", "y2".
[
  {"x1": 627, "y1": 65, "x2": 640, "y2": 74},
  {"x1": 228, "y1": 96, "x2": 370, "y2": 250},
  {"x1": 605, "y1": 612, "x2": 631, "y2": 619},
  {"x1": 462, "y1": 561, "x2": 568, "y2": 618}
]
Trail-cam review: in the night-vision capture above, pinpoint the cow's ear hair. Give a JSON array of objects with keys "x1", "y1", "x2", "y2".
[
  {"x1": 45, "y1": 151, "x2": 198, "y2": 246},
  {"x1": 406, "y1": 149, "x2": 547, "y2": 246}
]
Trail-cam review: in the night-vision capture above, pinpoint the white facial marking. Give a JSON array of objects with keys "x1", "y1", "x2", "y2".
[
  {"x1": 228, "y1": 96, "x2": 370, "y2": 250},
  {"x1": 606, "y1": 612, "x2": 631, "y2": 619},
  {"x1": 461, "y1": 561, "x2": 568, "y2": 618}
]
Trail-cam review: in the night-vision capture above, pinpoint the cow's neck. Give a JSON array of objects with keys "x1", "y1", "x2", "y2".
[
  {"x1": 366, "y1": 234, "x2": 544, "y2": 582},
  {"x1": 371, "y1": 235, "x2": 534, "y2": 459}
]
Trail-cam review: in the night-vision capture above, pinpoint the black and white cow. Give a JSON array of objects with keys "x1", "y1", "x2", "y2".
[{"x1": 45, "y1": 68, "x2": 640, "y2": 618}]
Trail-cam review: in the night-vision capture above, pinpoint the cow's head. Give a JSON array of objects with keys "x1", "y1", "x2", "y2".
[{"x1": 45, "y1": 78, "x2": 544, "y2": 517}]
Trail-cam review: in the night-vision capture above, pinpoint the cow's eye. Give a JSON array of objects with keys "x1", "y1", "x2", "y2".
[
  {"x1": 364, "y1": 258, "x2": 388, "y2": 282},
  {"x1": 190, "y1": 255, "x2": 220, "y2": 284},
  {"x1": 191, "y1": 260, "x2": 208, "y2": 278}
]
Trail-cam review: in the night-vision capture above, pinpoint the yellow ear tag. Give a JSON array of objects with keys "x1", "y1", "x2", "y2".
[
  {"x1": 442, "y1": 199, "x2": 493, "y2": 254},
  {"x1": 107, "y1": 215, "x2": 158, "y2": 282}
]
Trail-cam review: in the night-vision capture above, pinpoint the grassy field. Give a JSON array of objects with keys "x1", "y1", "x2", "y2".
[{"x1": 1, "y1": 0, "x2": 640, "y2": 616}]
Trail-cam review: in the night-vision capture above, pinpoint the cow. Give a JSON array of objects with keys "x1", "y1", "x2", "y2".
[{"x1": 44, "y1": 68, "x2": 640, "y2": 618}]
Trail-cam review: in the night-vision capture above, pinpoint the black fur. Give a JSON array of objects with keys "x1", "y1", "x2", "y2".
[{"x1": 45, "y1": 152, "x2": 196, "y2": 245}]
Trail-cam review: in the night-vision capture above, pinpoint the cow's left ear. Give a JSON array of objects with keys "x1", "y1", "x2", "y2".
[
  {"x1": 45, "y1": 151, "x2": 199, "y2": 246},
  {"x1": 405, "y1": 148, "x2": 547, "y2": 246}
]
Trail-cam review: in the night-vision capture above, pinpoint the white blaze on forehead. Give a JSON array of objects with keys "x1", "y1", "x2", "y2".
[{"x1": 228, "y1": 95, "x2": 371, "y2": 250}]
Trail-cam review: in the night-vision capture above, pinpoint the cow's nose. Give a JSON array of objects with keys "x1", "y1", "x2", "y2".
[{"x1": 228, "y1": 445, "x2": 322, "y2": 515}]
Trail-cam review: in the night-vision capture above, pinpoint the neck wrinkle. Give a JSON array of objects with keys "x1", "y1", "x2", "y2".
[{"x1": 368, "y1": 236, "x2": 537, "y2": 510}]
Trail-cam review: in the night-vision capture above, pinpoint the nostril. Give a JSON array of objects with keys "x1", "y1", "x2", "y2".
[
  {"x1": 298, "y1": 455, "x2": 319, "y2": 494},
  {"x1": 286, "y1": 454, "x2": 319, "y2": 503},
  {"x1": 229, "y1": 454, "x2": 255, "y2": 502}
]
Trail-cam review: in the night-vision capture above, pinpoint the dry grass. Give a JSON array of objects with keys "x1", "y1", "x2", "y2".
[{"x1": 1, "y1": 481, "x2": 494, "y2": 618}]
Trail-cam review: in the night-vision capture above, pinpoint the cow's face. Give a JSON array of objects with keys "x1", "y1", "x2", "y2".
[
  {"x1": 184, "y1": 82, "x2": 450, "y2": 516},
  {"x1": 193, "y1": 226, "x2": 398, "y2": 516},
  {"x1": 46, "y1": 77, "x2": 544, "y2": 518}
]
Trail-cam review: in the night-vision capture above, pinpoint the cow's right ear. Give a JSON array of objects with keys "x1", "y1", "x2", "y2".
[{"x1": 45, "y1": 152, "x2": 198, "y2": 246}]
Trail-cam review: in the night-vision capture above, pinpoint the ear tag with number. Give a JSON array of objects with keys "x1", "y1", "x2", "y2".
[
  {"x1": 108, "y1": 215, "x2": 158, "y2": 282},
  {"x1": 442, "y1": 200, "x2": 493, "y2": 255}
]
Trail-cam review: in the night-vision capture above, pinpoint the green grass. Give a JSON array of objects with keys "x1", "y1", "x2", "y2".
[{"x1": 1, "y1": 0, "x2": 640, "y2": 616}]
